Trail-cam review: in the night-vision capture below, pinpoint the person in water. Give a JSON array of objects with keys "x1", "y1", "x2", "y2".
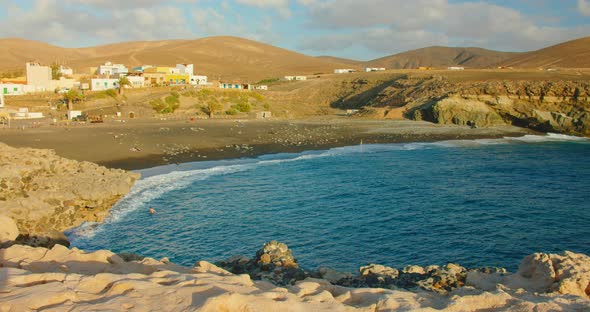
[{"x1": 149, "y1": 207, "x2": 156, "y2": 214}]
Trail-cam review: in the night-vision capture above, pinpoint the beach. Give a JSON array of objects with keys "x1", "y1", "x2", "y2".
[{"x1": 0, "y1": 118, "x2": 530, "y2": 170}]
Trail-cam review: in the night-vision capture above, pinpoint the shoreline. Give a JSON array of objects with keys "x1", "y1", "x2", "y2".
[{"x1": 0, "y1": 118, "x2": 535, "y2": 170}]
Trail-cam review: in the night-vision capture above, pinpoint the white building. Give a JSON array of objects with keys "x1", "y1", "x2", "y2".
[
  {"x1": 253, "y1": 85, "x2": 268, "y2": 90},
  {"x1": 1, "y1": 83, "x2": 26, "y2": 95},
  {"x1": 91, "y1": 78, "x2": 119, "y2": 91},
  {"x1": 58, "y1": 66, "x2": 74, "y2": 77},
  {"x1": 190, "y1": 75, "x2": 208, "y2": 85},
  {"x1": 26, "y1": 62, "x2": 51, "y2": 90},
  {"x1": 175, "y1": 64, "x2": 194, "y2": 75},
  {"x1": 97, "y1": 62, "x2": 128, "y2": 76},
  {"x1": 334, "y1": 69, "x2": 355, "y2": 74},
  {"x1": 448, "y1": 66, "x2": 465, "y2": 70},
  {"x1": 0, "y1": 91, "x2": 4, "y2": 108},
  {"x1": 13, "y1": 108, "x2": 43, "y2": 119},
  {"x1": 284, "y1": 76, "x2": 307, "y2": 81},
  {"x1": 365, "y1": 67, "x2": 386, "y2": 72},
  {"x1": 126, "y1": 76, "x2": 145, "y2": 88}
]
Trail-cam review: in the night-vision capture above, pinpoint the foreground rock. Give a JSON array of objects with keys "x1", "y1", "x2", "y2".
[
  {"x1": 0, "y1": 245, "x2": 589, "y2": 311},
  {"x1": 0, "y1": 143, "x2": 139, "y2": 247}
]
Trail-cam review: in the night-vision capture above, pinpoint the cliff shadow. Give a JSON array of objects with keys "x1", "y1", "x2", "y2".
[{"x1": 329, "y1": 76, "x2": 408, "y2": 110}]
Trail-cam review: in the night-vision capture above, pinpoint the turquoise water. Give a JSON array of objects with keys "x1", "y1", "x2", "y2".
[{"x1": 67, "y1": 134, "x2": 590, "y2": 272}]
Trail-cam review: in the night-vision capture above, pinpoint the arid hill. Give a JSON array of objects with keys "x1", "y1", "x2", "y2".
[
  {"x1": 365, "y1": 46, "x2": 521, "y2": 69},
  {"x1": 0, "y1": 36, "x2": 357, "y2": 81},
  {"x1": 501, "y1": 37, "x2": 590, "y2": 69},
  {"x1": 315, "y1": 56, "x2": 363, "y2": 66}
]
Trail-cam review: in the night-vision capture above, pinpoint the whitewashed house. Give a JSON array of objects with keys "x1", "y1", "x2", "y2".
[
  {"x1": 58, "y1": 66, "x2": 74, "y2": 77},
  {"x1": 190, "y1": 75, "x2": 208, "y2": 85},
  {"x1": 448, "y1": 66, "x2": 465, "y2": 70},
  {"x1": 284, "y1": 76, "x2": 307, "y2": 81},
  {"x1": 1, "y1": 83, "x2": 26, "y2": 95},
  {"x1": 253, "y1": 85, "x2": 268, "y2": 90},
  {"x1": 334, "y1": 69, "x2": 355, "y2": 74},
  {"x1": 91, "y1": 78, "x2": 119, "y2": 91},
  {"x1": 97, "y1": 62, "x2": 128, "y2": 76},
  {"x1": 365, "y1": 67, "x2": 386, "y2": 72}
]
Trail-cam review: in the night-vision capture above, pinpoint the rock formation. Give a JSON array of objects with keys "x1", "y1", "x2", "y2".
[
  {"x1": 0, "y1": 143, "x2": 139, "y2": 247},
  {"x1": 353, "y1": 75, "x2": 590, "y2": 136},
  {"x1": 1, "y1": 244, "x2": 589, "y2": 311}
]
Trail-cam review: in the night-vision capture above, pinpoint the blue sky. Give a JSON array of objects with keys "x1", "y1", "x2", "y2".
[{"x1": 0, "y1": 0, "x2": 588, "y2": 60}]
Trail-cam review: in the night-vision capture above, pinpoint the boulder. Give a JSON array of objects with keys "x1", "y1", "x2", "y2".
[{"x1": 0, "y1": 215, "x2": 19, "y2": 245}]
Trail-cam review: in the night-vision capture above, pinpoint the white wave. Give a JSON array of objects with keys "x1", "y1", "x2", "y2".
[
  {"x1": 69, "y1": 151, "x2": 332, "y2": 240},
  {"x1": 68, "y1": 132, "x2": 588, "y2": 241}
]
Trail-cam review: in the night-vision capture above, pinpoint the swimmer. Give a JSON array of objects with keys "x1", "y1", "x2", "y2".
[{"x1": 149, "y1": 207, "x2": 156, "y2": 214}]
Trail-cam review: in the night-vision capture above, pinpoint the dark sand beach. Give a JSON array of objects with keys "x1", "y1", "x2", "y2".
[{"x1": 0, "y1": 118, "x2": 531, "y2": 170}]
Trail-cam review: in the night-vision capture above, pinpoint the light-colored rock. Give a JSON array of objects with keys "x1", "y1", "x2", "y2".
[
  {"x1": 0, "y1": 215, "x2": 19, "y2": 244},
  {"x1": 403, "y1": 265, "x2": 426, "y2": 274},
  {"x1": 0, "y1": 245, "x2": 589, "y2": 311},
  {"x1": 0, "y1": 143, "x2": 139, "y2": 246}
]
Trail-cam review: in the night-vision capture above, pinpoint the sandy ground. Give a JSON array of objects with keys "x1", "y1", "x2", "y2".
[{"x1": 0, "y1": 117, "x2": 531, "y2": 170}]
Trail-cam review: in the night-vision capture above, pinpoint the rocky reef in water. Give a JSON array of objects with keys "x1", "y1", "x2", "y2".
[
  {"x1": 1, "y1": 242, "x2": 589, "y2": 311},
  {"x1": 0, "y1": 142, "x2": 139, "y2": 247}
]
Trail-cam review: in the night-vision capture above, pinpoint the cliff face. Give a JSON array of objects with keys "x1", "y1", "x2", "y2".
[
  {"x1": 355, "y1": 76, "x2": 590, "y2": 136},
  {"x1": 0, "y1": 143, "x2": 139, "y2": 246}
]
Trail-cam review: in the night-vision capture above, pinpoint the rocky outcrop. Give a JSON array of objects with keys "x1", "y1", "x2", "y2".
[
  {"x1": 216, "y1": 241, "x2": 308, "y2": 286},
  {"x1": 0, "y1": 215, "x2": 19, "y2": 246},
  {"x1": 356, "y1": 75, "x2": 590, "y2": 136},
  {"x1": 0, "y1": 142, "x2": 139, "y2": 247},
  {"x1": 1, "y1": 245, "x2": 589, "y2": 311},
  {"x1": 468, "y1": 251, "x2": 590, "y2": 298}
]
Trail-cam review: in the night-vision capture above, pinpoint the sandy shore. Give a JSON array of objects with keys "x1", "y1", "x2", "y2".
[{"x1": 0, "y1": 118, "x2": 531, "y2": 170}]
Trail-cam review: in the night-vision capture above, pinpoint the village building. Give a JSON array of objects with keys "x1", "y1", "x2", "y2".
[
  {"x1": 253, "y1": 85, "x2": 268, "y2": 90},
  {"x1": 334, "y1": 69, "x2": 355, "y2": 74},
  {"x1": 26, "y1": 62, "x2": 51, "y2": 89},
  {"x1": 448, "y1": 66, "x2": 465, "y2": 70},
  {"x1": 365, "y1": 67, "x2": 386, "y2": 72},
  {"x1": 190, "y1": 75, "x2": 208, "y2": 85},
  {"x1": 91, "y1": 78, "x2": 119, "y2": 91},
  {"x1": 143, "y1": 72, "x2": 166, "y2": 86},
  {"x1": 284, "y1": 76, "x2": 307, "y2": 81},
  {"x1": 1, "y1": 82, "x2": 26, "y2": 95},
  {"x1": 97, "y1": 62, "x2": 128, "y2": 76},
  {"x1": 125, "y1": 74, "x2": 145, "y2": 88},
  {"x1": 132, "y1": 65, "x2": 153, "y2": 73},
  {"x1": 58, "y1": 65, "x2": 74, "y2": 77},
  {"x1": 219, "y1": 82, "x2": 252, "y2": 90}
]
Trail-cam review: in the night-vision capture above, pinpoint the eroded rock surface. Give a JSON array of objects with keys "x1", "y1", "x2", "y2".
[
  {"x1": 1, "y1": 245, "x2": 589, "y2": 311},
  {"x1": 0, "y1": 143, "x2": 139, "y2": 246}
]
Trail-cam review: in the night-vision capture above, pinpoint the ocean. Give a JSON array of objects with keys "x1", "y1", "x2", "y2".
[{"x1": 67, "y1": 134, "x2": 590, "y2": 272}]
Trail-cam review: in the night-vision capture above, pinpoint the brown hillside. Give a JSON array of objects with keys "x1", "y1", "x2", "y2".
[
  {"x1": 501, "y1": 37, "x2": 590, "y2": 69},
  {"x1": 315, "y1": 56, "x2": 363, "y2": 66},
  {"x1": 365, "y1": 46, "x2": 520, "y2": 69},
  {"x1": 0, "y1": 36, "x2": 355, "y2": 81}
]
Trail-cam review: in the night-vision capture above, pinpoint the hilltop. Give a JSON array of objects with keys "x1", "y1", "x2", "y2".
[
  {"x1": 501, "y1": 36, "x2": 590, "y2": 69},
  {"x1": 0, "y1": 36, "x2": 356, "y2": 80},
  {"x1": 365, "y1": 46, "x2": 520, "y2": 69}
]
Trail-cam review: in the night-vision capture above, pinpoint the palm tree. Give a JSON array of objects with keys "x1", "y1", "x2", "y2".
[
  {"x1": 118, "y1": 76, "x2": 131, "y2": 95},
  {"x1": 63, "y1": 89, "x2": 82, "y2": 111}
]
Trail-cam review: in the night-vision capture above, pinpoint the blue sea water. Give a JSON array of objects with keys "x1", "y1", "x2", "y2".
[{"x1": 67, "y1": 134, "x2": 590, "y2": 272}]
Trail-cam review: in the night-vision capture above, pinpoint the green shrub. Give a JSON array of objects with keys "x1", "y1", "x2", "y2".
[
  {"x1": 165, "y1": 95, "x2": 180, "y2": 106},
  {"x1": 233, "y1": 102, "x2": 252, "y2": 113},
  {"x1": 256, "y1": 78, "x2": 279, "y2": 84},
  {"x1": 151, "y1": 98, "x2": 179, "y2": 114},
  {"x1": 170, "y1": 91, "x2": 180, "y2": 98},
  {"x1": 225, "y1": 108, "x2": 238, "y2": 115},
  {"x1": 263, "y1": 103, "x2": 271, "y2": 110}
]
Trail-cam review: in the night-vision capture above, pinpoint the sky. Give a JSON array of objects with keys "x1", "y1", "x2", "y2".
[{"x1": 0, "y1": 0, "x2": 588, "y2": 60}]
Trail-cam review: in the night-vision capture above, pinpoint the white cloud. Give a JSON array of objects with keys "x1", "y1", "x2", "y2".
[
  {"x1": 298, "y1": 0, "x2": 590, "y2": 54},
  {"x1": 235, "y1": 0, "x2": 291, "y2": 17},
  {"x1": 0, "y1": 0, "x2": 194, "y2": 46},
  {"x1": 579, "y1": 0, "x2": 590, "y2": 16}
]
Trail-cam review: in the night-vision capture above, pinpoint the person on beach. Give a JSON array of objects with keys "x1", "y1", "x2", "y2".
[{"x1": 149, "y1": 207, "x2": 156, "y2": 214}]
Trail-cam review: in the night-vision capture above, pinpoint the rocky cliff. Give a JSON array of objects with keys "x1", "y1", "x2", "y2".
[
  {"x1": 0, "y1": 142, "x2": 139, "y2": 247},
  {"x1": 351, "y1": 76, "x2": 590, "y2": 136}
]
